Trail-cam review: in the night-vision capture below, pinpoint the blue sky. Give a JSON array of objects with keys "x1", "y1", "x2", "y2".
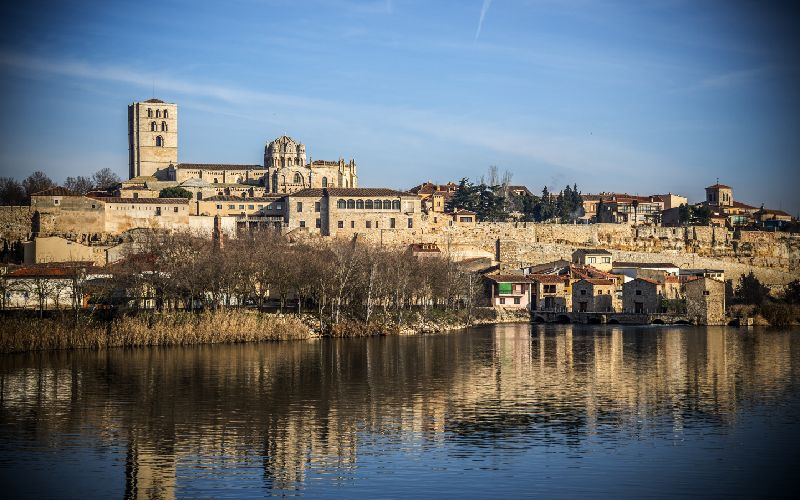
[{"x1": 0, "y1": 0, "x2": 798, "y2": 212}]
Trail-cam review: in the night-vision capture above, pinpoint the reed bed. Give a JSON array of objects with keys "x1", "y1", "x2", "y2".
[{"x1": 0, "y1": 310, "x2": 315, "y2": 353}]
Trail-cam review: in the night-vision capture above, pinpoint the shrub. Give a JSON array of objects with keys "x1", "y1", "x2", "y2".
[{"x1": 759, "y1": 302, "x2": 795, "y2": 327}]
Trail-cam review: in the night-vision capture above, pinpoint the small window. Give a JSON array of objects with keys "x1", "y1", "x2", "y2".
[
  {"x1": 322, "y1": 177, "x2": 328, "y2": 188},
  {"x1": 248, "y1": 204, "x2": 254, "y2": 210},
  {"x1": 229, "y1": 204, "x2": 235, "y2": 209},
  {"x1": 163, "y1": 109, "x2": 168, "y2": 118},
  {"x1": 703, "y1": 290, "x2": 710, "y2": 296},
  {"x1": 216, "y1": 204, "x2": 223, "y2": 209},
  {"x1": 356, "y1": 199, "x2": 364, "y2": 209},
  {"x1": 299, "y1": 220, "x2": 305, "y2": 228},
  {"x1": 258, "y1": 205, "x2": 264, "y2": 209},
  {"x1": 173, "y1": 206, "x2": 178, "y2": 213},
  {"x1": 316, "y1": 218, "x2": 321, "y2": 228},
  {"x1": 383, "y1": 200, "x2": 391, "y2": 209},
  {"x1": 365, "y1": 200, "x2": 373, "y2": 209},
  {"x1": 347, "y1": 199, "x2": 355, "y2": 209},
  {"x1": 239, "y1": 204, "x2": 245, "y2": 209},
  {"x1": 338, "y1": 220, "x2": 344, "y2": 228},
  {"x1": 297, "y1": 202, "x2": 303, "y2": 212},
  {"x1": 147, "y1": 108, "x2": 153, "y2": 117},
  {"x1": 514, "y1": 297, "x2": 521, "y2": 305},
  {"x1": 337, "y1": 199, "x2": 346, "y2": 209},
  {"x1": 156, "y1": 109, "x2": 161, "y2": 118},
  {"x1": 293, "y1": 173, "x2": 302, "y2": 184},
  {"x1": 392, "y1": 200, "x2": 400, "y2": 210},
  {"x1": 499, "y1": 298, "x2": 506, "y2": 305},
  {"x1": 366, "y1": 221, "x2": 371, "y2": 228},
  {"x1": 351, "y1": 221, "x2": 355, "y2": 228},
  {"x1": 315, "y1": 202, "x2": 320, "y2": 212},
  {"x1": 580, "y1": 289, "x2": 586, "y2": 295},
  {"x1": 54, "y1": 199, "x2": 60, "y2": 205},
  {"x1": 161, "y1": 121, "x2": 168, "y2": 131},
  {"x1": 150, "y1": 121, "x2": 157, "y2": 131},
  {"x1": 636, "y1": 290, "x2": 642, "y2": 295},
  {"x1": 407, "y1": 218, "x2": 413, "y2": 228},
  {"x1": 603, "y1": 257, "x2": 611, "y2": 263},
  {"x1": 588, "y1": 257, "x2": 596, "y2": 263},
  {"x1": 275, "y1": 203, "x2": 282, "y2": 210},
  {"x1": 155, "y1": 136, "x2": 163, "y2": 147},
  {"x1": 390, "y1": 218, "x2": 396, "y2": 229}
]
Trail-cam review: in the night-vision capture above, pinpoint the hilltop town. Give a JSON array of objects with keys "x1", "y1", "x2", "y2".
[{"x1": 0, "y1": 98, "x2": 798, "y2": 331}]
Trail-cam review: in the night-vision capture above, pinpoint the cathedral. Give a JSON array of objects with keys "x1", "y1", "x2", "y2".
[{"x1": 127, "y1": 99, "x2": 357, "y2": 194}]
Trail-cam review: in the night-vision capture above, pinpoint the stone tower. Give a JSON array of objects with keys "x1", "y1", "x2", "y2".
[{"x1": 128, "y1": 99, "x2": 178, "y2": 179}]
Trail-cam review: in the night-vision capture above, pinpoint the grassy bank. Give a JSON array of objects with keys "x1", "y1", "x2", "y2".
[{"x1": 0, "y1": 310, "x2": 314, "y2": 354}]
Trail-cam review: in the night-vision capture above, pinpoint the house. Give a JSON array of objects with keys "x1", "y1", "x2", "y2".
[
  {"x1": 529, "y1": 274, "x2": 570, "y2": 311},
  {"x1": 756, "y1": 208, "x2": 793, "y2": 223},
  {"x1": 486, "y1": 274, "x2": 533, "y2": 309},
  {"x1": 622, "y1": 278, "x2": 662, "y2": 314},
  {"x1": 571, "y1": 279, "x2": 618, "y2": 313},
  {"x1": 408, "y1": 243, "x2": 442, "y2": 259},
  {"x1": 594, "y1": 194, "x2": 665, "y2": 225},
  {"x1": 571, "y1": 249, "x2": 613, "y2": 272},
  {"x1": 612, "y1": 261, "x2": 679, "y2": 282},
  {"x1": 506, "y1": 185, "x2": 532, "y2": 197},
  {"x1": 451, "y1": 209, "x2": 477, "y2": 225},
  {"x1": 2, "y1": 264, "x2": 110, "y2": 310},
  {"x1": 679, "y1": 268, "x2": 725, "y2": 283},
  {"x1": 685, "y1": 277, "x2": 726, "y2": 325}
]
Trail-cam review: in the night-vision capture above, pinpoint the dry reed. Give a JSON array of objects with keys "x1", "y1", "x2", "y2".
[{"x1": 0, "y1": 310, "x2": 315, "y2": 353}]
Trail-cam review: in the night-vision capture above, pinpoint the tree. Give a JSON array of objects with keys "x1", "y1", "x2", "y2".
[
  {"x1": 783, "y1": 280, "x2": 800, "y2": 304},
  {"x1": 159, "y1": 187, "x2": 193, "y2": 199},
  {"x1": 64, "y1": 176, "x2": 95, "y2": 195},
  {"x1": 0, "y1": 177, "x2": 26, "y2": 205},
  {"x1": 92, "y1": 168, "x2": 122, "y2": 190},
  {"x1": 22, "y1": 171, "x2": 54, "y2": 200},
  {"x1": 734, "y1": 272, "x2": 770, "y2": 306},
  {"x1": 447, "y1": 178, "x2": 479, "y2": 213}
]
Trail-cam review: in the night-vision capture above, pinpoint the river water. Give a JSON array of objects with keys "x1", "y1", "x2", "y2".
[{"x1": 1, "y1": 324, "x2": 798, "y2": 498}]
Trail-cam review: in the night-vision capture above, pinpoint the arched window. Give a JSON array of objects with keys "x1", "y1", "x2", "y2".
[
  {"x1": 374, "y1": 199, "x2": 381, "y2": 209},
  {"x1": 322, "y1": 177, "x2": 328, "y2": 188},
  {"x1": 147, "y1": 108, "x2": 153, "y2": 118},
  {"x1": 392, "y1": 200, "x2": 400, "y2": 210},
  {"x1": 365, "y1": 200, "x2": 373, "y2": 209},
  {"x1": 347, "y1": 199, "x2": 355, "y2": 209},
  {"x1": 383, "y1": 200, "x2": 391, "y2": 209},
  {"x1": 155, "y1": 136, "x2": 163, "y2": 147},
  {"x1": 163, "y1": 109, "x2": 169, "y2": 118},
  {"x1": 337, "y1": 199, "x2": 346, "y2": 209},
  {"x1": 156, "y1": 110, "x2": 161, "y2": 118},
  {"x1": 151, "y1": 121, "x2": 157, "y2": 131},
  {"x1": 293, "y1": 172, "x2": 302, "y2": 184},
  {"x1": 161, "y1": 121, "x2": 167, "y2": 131},
  {"x1": 241, "y1": 192, "x2": 246, "y2": 198},
  {"x1": 356, "y1": 199, "x2": 364, "y2": 209}
]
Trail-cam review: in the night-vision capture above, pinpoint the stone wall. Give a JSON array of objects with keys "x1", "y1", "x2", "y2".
[{"x1": 0, "y1": 206, "x2": 32, "y2": 242}]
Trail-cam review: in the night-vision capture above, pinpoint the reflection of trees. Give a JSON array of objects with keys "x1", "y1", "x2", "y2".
[{"x1": 0, "y1": 326, "x2": 797, "y2": 494}]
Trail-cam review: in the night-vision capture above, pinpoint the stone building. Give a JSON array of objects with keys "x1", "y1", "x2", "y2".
[
  {"x1": 265, "y1": 136, "x2": 357, "y2": 194},
  {"x1": 284, "y1": 188, "x2": 421, "y2": 236},
  {"x1": 529, "y1": 274, "x2": 569, "y2": 311},
  {"x1": 705, "y1": 183, "x2": 733, "y2": 208},
  {"x1": 685, "y1": 277, "x2": 726, "y2": 325},
  {"x1": 572, "y1": 278, "x2": 617, "y2": 313},
  {"x1": 571, "y1": 248, "x2": 613, "y2": 272},
  {"x1": 622, "y1": 278, "x2": 662, "y2": 314},
  {"x1": 128, "y1": 99, "x2": 178, "y2": 179}
]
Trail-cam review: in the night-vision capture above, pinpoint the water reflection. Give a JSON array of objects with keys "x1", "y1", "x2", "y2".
[{"x1": 0, "y1": 325, "x2": 798, "y2": 497}]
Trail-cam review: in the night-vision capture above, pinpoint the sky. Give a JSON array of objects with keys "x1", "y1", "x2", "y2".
[{"x1": 0, "y1": 0, "x2": 798, "y2": 212}]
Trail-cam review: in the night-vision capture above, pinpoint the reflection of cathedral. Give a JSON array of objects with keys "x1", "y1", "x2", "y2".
[{"x1": 265, "y1": 135, "x2": 357, "y2": 194}]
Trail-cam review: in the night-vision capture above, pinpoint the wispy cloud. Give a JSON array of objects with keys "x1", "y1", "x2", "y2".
[
  {"x1": 475, "y1": 0, "x2": 493, "y2": 40},
  {"x1": 0, "y1": 50, "x2": 677, "y2": 180}
]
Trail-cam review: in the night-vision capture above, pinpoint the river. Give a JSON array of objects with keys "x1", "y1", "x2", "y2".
[{"x1": 1, "y1": 324, "x2": 798, "y2": 498}]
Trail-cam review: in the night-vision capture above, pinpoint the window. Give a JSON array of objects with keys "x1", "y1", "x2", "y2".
[
  {"x1": 407, "y1": 218, "x2": 413, "y2": 228},
  {"x1": 217, "y1": 204, "x2": 223, "y2": 209},
  {"x1": 293, "y1": 172, "x2": 302, "y2": 183},
  {"x1": 514, "y1": 297, "x2": 521, "y2": 305},
  {"x1": 150, "y1": 121, "x2": 157, "y2": 131},
  {"x1": 603, "y1": 257, "x2": 611, "y2": 263},
  {"x1": 356, "y1": 199, "x2": 364, "y2": 209},
  {"x1": 460, "y1": 217, "x2": 472, "y2": 222},
  {"x1": 173, "y1": 207, "x2": 179, "y2": 213},
  {"x1": 580, "y1": 289, "x2": 587, "y2": 295},
  {"x1": 213, "y1": 179, "x2": 218, "y2": 184},
  {"x1": 322, "y1": 177, "x2": 328, "y2": 188},
  {"x1": 365, "y1": 200, "x2": 373, "y2": 209},
  {"x1": 315, "y1": 202, "x2": 320, "y2": 212},
  {"x1": 390, "y1": 218, "x2": 396, "y2": 228},
  {"x1": 703, "y1": 290, "x2": 710, "y2": 296},
  {"x1": 248, "y1": 204, "x2": 254, "y2": 210},
  {"x1": 366, "y1": 221, "x2": 371, "y2": 228},
  {"x1": 383, "y1": 200, "x2": 391, "y2": 209},
  {"x1": 156, "y1": 110, "x2": 161, "y2": 118},
  {"x1": 374, "y1": 199, "x2": 381, "y2": 209},
  {"x1": 196, "y1": 193, "x2": 202, "y2": 201},
  {"x1": 392, "y1": 200, "x2": 401, "y2": 210},
  {"x1": 316, "y1": 218, "x2": 321, "y2": 228},
  {"x1": 351, "y1": 221, "x2": 355, "y2": 228},
  {"x1": 499, "y1": 298, "x2": 506, "y2": 305},
  {"x1": 636, "y1": 290, "x2": 642, "y2": 295},
  {"x1": 275, "y1": 203, "x2": 282, "y2": 210},
  {"x1": 337, "y1": 199, "x2": 346, "y2": 209},
  {"x1": 163, "y1": 109, "x2": 168, "y2": 118},
  {"x1": 229, "y1": 204, "x2": 235, "y2": 209},
  {"x1": 588, "y1": 257, "x2": 596, "y2": 263},
  {"x1": 258, "y1": 205, "x2": 264, "y2": 209},
  {"x1": 161, "y1": 121, "x2": 168, "y2": 131},
  {"x1": 544, "y1": 284, "x2": 556, "y2": 294},
  {"x1": 296, "y1": 202, "x2": 303, "y2": 212},
  {"x1": 300, "y1": 221, "x2": 305, "y2": 228},
  {"x1": 347, "y1": 199, "x2": 355, "y2": 209},
  {"x1": 155, "y1": 207, "x2": 162, "y2": 216},
  {"x1": 54, "y1": 199, "x2": 60, "y2": 205},
  {"x1": 155, "y1": 136, "x2": 163, "y2": 147},
  {"x1": 338, "y1": 220, "x2": 344, "y2": 228},
  {"x1": 147, "y1": 108, "x2": 153, "y2": 117},
  {"x1": 239, "y1": 205, "x2": 245, "y2": 209}
]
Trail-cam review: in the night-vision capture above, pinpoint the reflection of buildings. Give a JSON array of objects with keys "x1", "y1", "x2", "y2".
[{"x1": 0, "y1": 327, "x2": 798, "y2": 494}]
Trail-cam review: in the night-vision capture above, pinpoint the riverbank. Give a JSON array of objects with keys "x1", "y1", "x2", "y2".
[{"x1": 0, "y1": 307, "x2": 531, "y2": 353}]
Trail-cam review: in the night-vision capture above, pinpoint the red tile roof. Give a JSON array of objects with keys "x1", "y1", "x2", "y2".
[{"x1": 32, "y1": 186, "x2": 79, "y2": 197}]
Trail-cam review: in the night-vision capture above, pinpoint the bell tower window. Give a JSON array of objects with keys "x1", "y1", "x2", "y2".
[{"x1": 156, "y1": 136, "x2": 164, "y2": 147}]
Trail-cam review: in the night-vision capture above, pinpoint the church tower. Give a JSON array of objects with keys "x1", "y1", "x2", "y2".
[{"x1": 128, "y1": 99, "x2": 178, "y2": 179}]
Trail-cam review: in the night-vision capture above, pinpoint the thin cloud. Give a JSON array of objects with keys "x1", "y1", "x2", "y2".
[{"x1": 475, "y1": 0, "x2": 493, "y2": 40}]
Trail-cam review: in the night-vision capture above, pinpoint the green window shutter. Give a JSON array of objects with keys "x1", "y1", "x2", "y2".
[{"x1": 498, "y1": 283, "x2": 512, "y2": 294}]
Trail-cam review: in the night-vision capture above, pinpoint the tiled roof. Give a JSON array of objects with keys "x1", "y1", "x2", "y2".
[
  {"x1": 97, "y1": 197, "x2": 189, "y2": 204},
  {"x1": 523, "y1": 259, "x2": 571, "y2": 274},
  {"x1": 175, "y1": 163, "x2": 265, "y2": 171},
  {"x1": 529, "y1": 274, "x2": 568, "y2": 284},
  {"x1": 613, "y1": 261, "x2": 677, "y2": 269},
  {"x1": 732, "y1": 200, "x2": 757, "y2": 210},
  {"x1": 204, "y1": 196, "x2": 281, "y2": 202},
  {"x1": 326, "y1": 187, "x2": 413, "y2": 197},
  {"x1": 287, "y1": 188, "x2": 325, "y2": 197},
  {"x1": 706, "y1": 183, "x2": 732, "y2": 189},
  {"x1": 576, "y1": 278, "x2": 616, "y2": 286},
  {"x1": 32, "y1": 186, "x2": 79, "y2": 197}
]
